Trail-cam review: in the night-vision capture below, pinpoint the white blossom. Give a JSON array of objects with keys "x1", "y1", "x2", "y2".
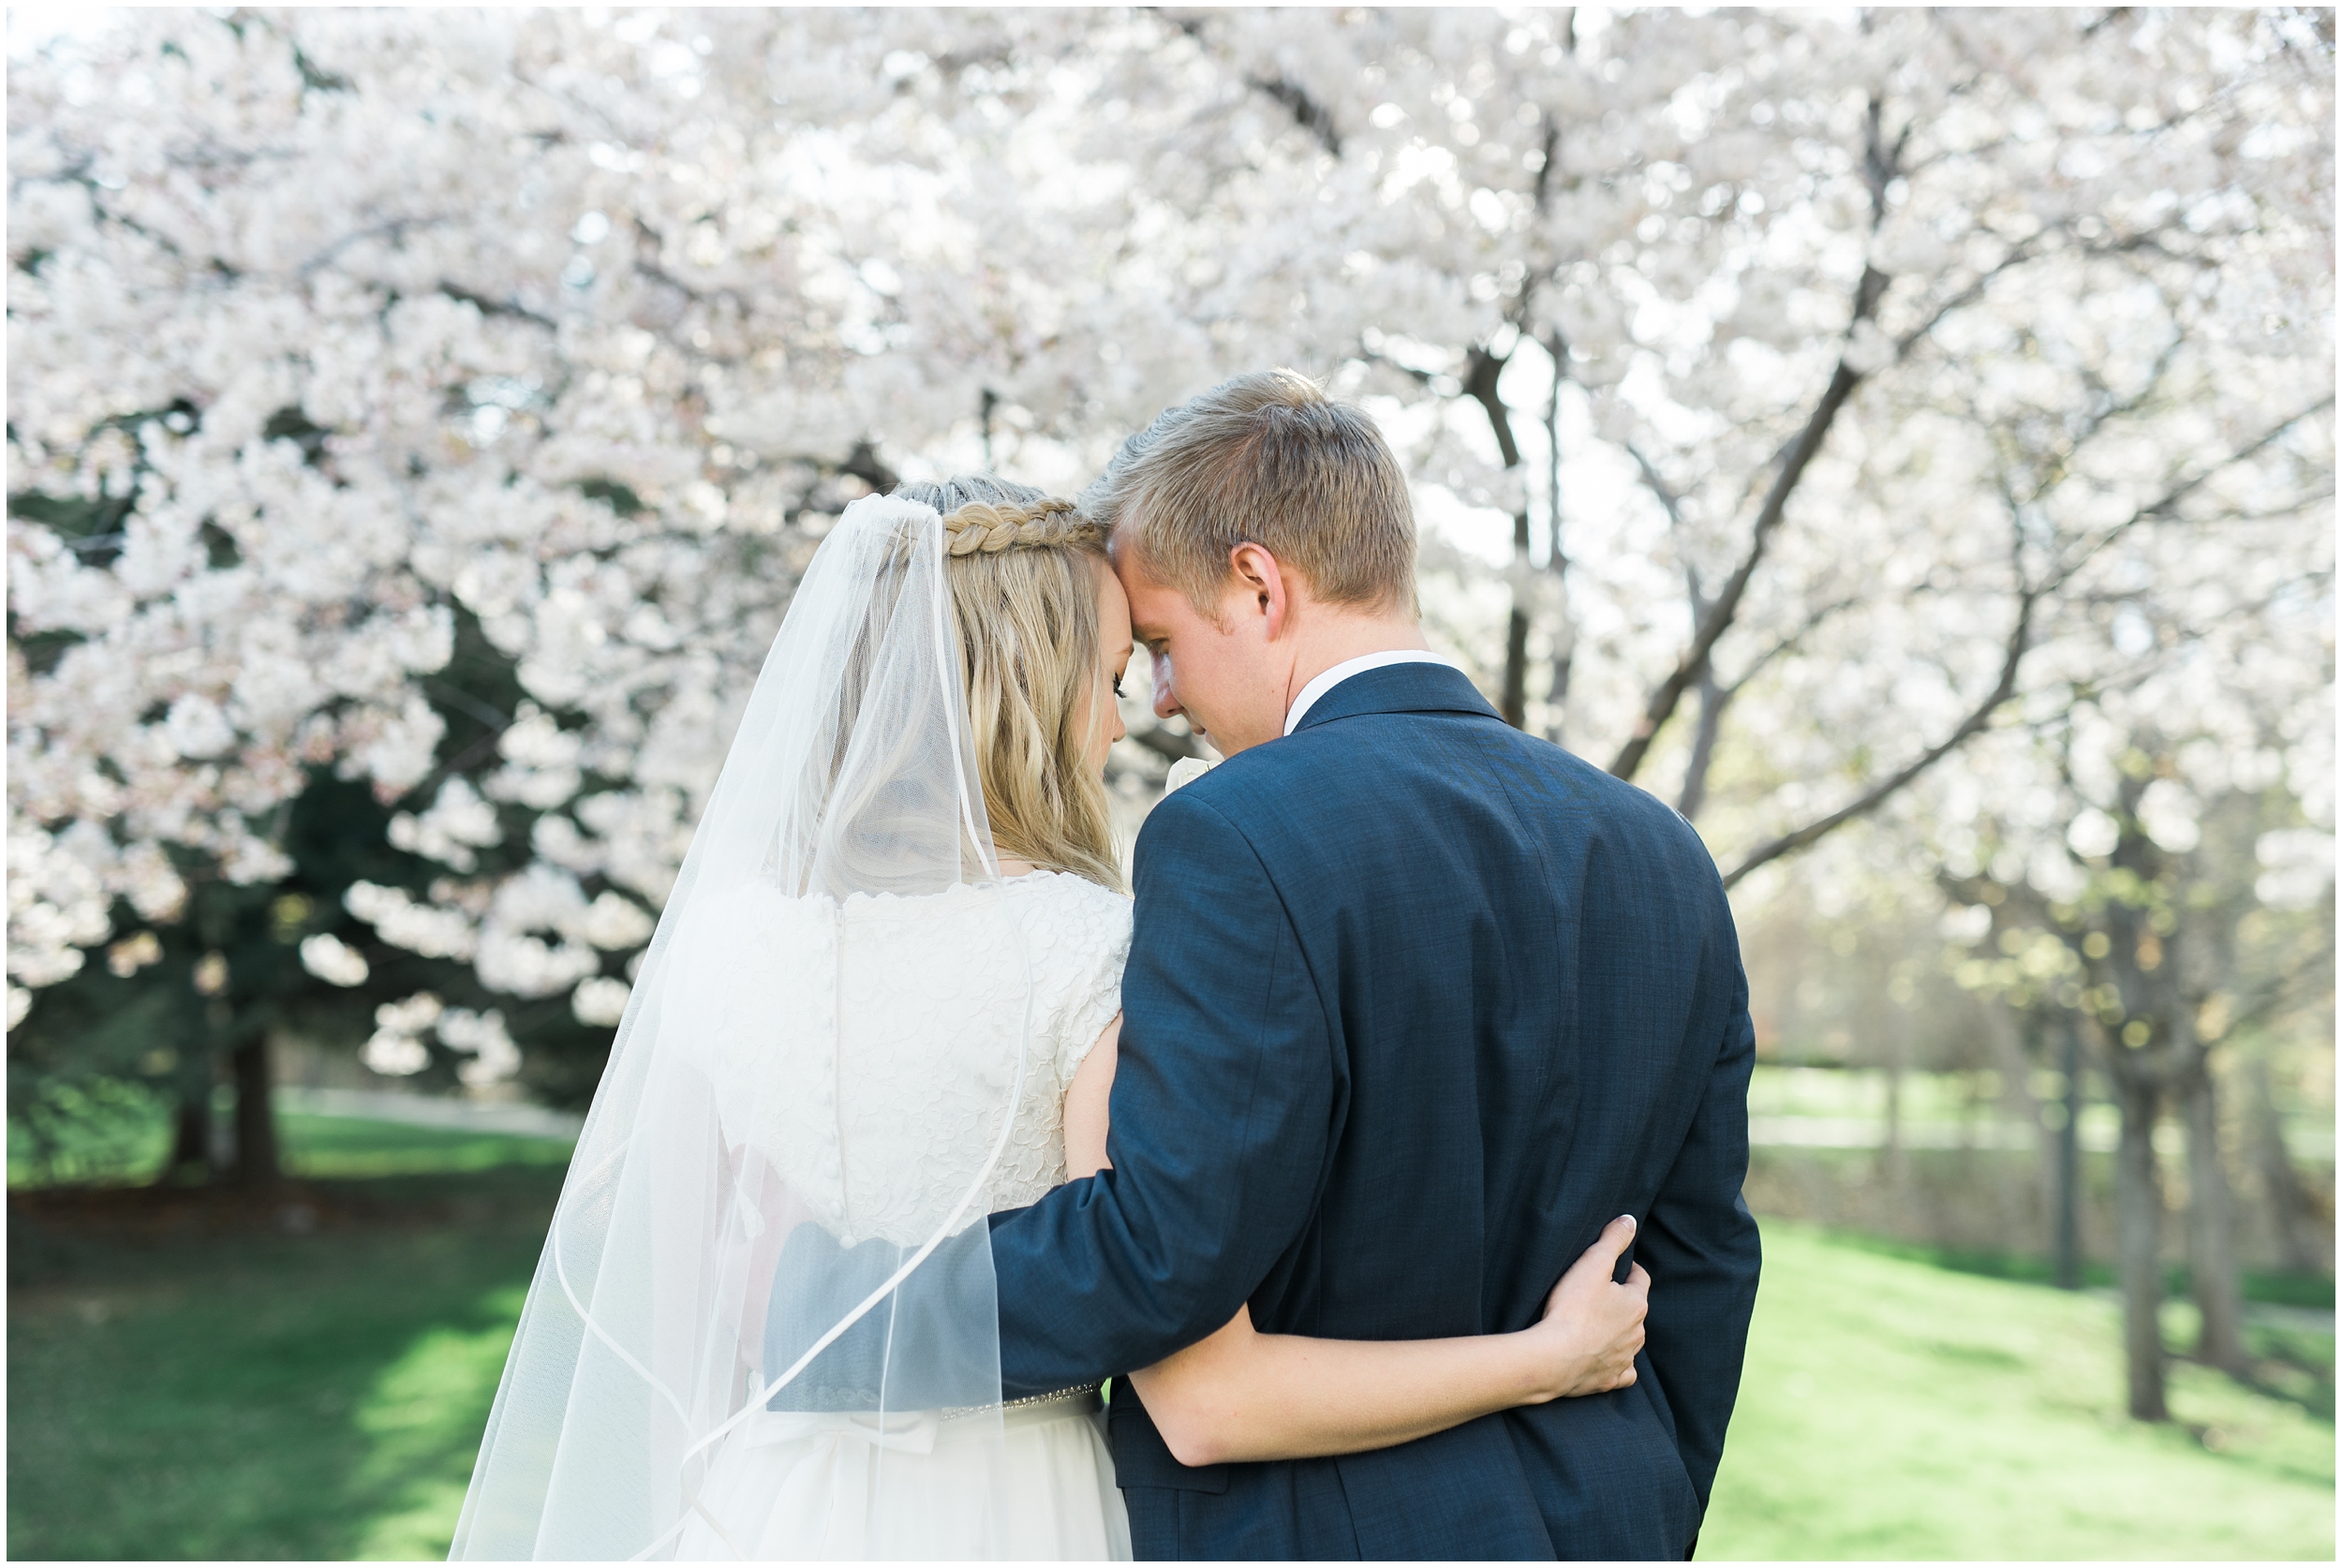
[
  {"x1": 362, "y1": 1028, "x2": 431, "y2": 1076},
  {"x1": 6, "y1": 9, "x2": 2325, "y2": 1097},
  {"x1": 346, "y1": 880, "x2": 479, "y2": 960},
  {"x1": 2256, "y1": 829, "x2": 2336, "y2": 912},
  {"x1": 162, "y1": 695, "x2": 236, "y2": 761},
  {"x1": 571, "y1": 975, "x2": 632, "y2": 1027},
  {"x1": 388, "y1": 777, "x2": 504, "y2": 873},
  {"x1": 299, "y1": 932, "x2": 371, "y2": 988},
  {"x1": 377, "y1": 991, "x2": 447, "y2": 1034},
  {"x1": 438, "y1": 1006, "x2": 523, "y2": 1087},
  {"x1": 581, "y1": 890, "x2": 655, "y2": 951}
]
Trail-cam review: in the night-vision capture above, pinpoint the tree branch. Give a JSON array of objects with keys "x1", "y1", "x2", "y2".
[
  {"x1": 1461, "y1": 346, "x2": 1522, "y2": 467},
  {"x1": 1608, "y1": 345, "x2": 1873, "y2": 781},
  {"x1": 437, "y1": 281, "x2": 556, "y2": 330},
  {"x1": 1624, "y1": 440, "x2": 1706, "y2": 605},
  {"x1": 1888, "y1": 231, "x2": 2047, "y2": 361},
  {"x1": 1126, "y1": 721, "x2": 1206, "y2": 763},
  {"x1": 299, "y1": 215, "x2": 448, "y2": 279},
  {"x1": 1248, "y1": 73, "x2": 1342, "y2": 156},
  {"x1": 1722, "y1": 586, "x2": 2039, "y2": 889},
  {"x1": 1609, "y1": 90, "x2": 1909, "y2": 783},
  {"x1": 2046, "y1": 394, "x2": 2335, "y2": 591},
  {"x1": 838, "y1": 438, "x2": 899, "y2": 496},
  {"x1": 1355, "y1": 341, "x2": 1442, "y2": 390},
  {"x1": 1163, "y1": 10, "x2": 1343, "y2": 156},
  {"x1": 1623, "y1": 440, "x2": 1690, "y2": 531}
]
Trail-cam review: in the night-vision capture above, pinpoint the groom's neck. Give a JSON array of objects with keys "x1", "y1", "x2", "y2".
[{"x1": 1280, "y1": 600, "x2": 1431, "y2": 713}]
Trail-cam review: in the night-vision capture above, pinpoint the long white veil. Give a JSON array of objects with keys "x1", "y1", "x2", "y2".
[{"x1": 452, "y1": 495, "x2": 1030, "y2": 1560}]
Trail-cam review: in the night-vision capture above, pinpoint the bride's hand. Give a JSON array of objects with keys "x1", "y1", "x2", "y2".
[{"x1": 1519, "y1": 1215, "x2": 1650, "y2": 1401}]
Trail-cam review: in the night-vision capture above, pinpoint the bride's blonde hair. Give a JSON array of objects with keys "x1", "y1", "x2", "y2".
[{"x1": 890, "y1": 474, "x2": 1124, "y2": 894}]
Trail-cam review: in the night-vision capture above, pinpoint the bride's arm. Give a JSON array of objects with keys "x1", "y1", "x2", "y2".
[
  {"x1": 1063, "y1": 1014, "x2": 1119, "y2": 1178},
  {"x1": 1129, "y1": 1218, "x2": 1647, "y2": 1466},
  {"x1": 1060, "y1": 1038, "x2": 1648, "y2": 1468}
]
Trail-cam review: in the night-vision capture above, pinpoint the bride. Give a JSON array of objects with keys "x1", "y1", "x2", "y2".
[{"x1": 450, "y1": 478, "x2": 1651, "y2": 1561}]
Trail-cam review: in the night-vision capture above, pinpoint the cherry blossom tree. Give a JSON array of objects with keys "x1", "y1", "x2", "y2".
[
  {"x1": 8, "y1": 4, "x2": 2330, "y2": 1259},
  {"x1": 1078, "y1": 6, "x2": 2331, "y2": 874},
  {"x1": 1056, "y1": 12, "x2": 2332, "y2": 1425},
  {"x1": 7, "y1": 8, "x2": 1153, "y2": 1146},
  {"x1": 1935, "y1": 695, "x2": 2333, "y2": 1416},
  {"x1": 1905, "y1": 364, "x2": 2334, "y2": 1413}
]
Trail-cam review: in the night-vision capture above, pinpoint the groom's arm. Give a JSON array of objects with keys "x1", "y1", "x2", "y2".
[
  {"x1": 987, "y1": 789, "x2": 1335, "y2": 1397},
  {"x1": 1636, "y1": 895, "x2": 1763, "y2": 1531}
]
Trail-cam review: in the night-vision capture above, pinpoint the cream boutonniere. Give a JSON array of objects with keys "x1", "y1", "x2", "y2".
[{"x1": 1162, "y1": 756, "x2": 1218, "y2": 796}]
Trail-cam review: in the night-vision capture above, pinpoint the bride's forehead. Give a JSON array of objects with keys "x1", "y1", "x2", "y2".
[{"x1": 1091, "y1": 559, "x2": 1133, "y2": 611}]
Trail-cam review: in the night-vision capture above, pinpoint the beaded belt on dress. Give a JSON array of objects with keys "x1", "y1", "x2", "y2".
[{"x1": 940, "y1": 1381, "x2": 1102, "y2": 1422}]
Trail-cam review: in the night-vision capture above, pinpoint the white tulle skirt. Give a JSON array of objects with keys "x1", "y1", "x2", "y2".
[{"x1": 674, "y1": 1390, "x2": 1132, "y2": 1561}]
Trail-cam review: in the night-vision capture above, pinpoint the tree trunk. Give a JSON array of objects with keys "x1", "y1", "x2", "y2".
[
  {"x1": 1541, "y1": 338, "x2": 1572, "y2": 745},
  {"x1": 1501, "y1": 505, "x2": 1533, "y2": 730},
  {"x1": 2055, "y1": 1019, "x2": 2083, "y2": 1290},
  {"x1": 231, "y1": 1033, "x2": 281, "y2": 1187},
  {"x1": 1545, "y1": 641, "x2": 1573, "y2": 745},
  {"x1": 168, "y1": 1091, "x2": 211, "y2": 1184},
  {"x1": 2112, "y1": 1072, "x2": 2169, "y2": 1420},
  {"x1": 1676, "y1": 672, "x2": 1727, "y2": 821},
  {"x1": 2179, "y1": 1065, "x2": 2248, "y2": 1372},
  {"x1": 1980, "y1": 1002, "x2": 2047, "y2": 1250},
  {"x1": 1881, "y1": 1026, "x2": 1908, "y2": 1196},
  {"x1": 1500, "y1": 602, "x2": 1531, "y2": 729},
  {"x1": 2246, "y1": 1055, "x2": 2331, "y2": 1273},
  {"x1": 1463, "y1": 349, "x2": 1535, "y2": 733}
]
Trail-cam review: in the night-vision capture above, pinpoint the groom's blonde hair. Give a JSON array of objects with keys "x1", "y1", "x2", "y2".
[
  {"x1": 1082, "y1": 369, "x2": 1417, "y2": 617},
  {"x1": 889, "y1": 473, "x2": 1125, "y2": 894}
]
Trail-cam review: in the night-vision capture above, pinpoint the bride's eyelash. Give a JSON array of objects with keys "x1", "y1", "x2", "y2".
[{"x1": 1112, "y1": 673, "x2": 1126, "y2": 700}]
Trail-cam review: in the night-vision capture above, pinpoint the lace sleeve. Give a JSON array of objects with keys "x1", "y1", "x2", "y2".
[{"x1": 1048, "y1": 884, "x2": 1133, "y2": 1087}]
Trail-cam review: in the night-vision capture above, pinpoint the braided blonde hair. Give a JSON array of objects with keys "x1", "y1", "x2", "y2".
[
  {"x1": 891, "y1": 475, "x2": 1124, "y2": 894},
  {"x1": 941, "y1": 496, "x2": 1104, "y2": 556}
]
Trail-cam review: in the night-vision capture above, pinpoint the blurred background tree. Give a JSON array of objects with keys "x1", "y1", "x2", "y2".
[{"x1": 7, "y1": 7, "x2": 2331, "y2": 1436}]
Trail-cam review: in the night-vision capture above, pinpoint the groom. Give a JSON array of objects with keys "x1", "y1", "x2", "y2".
[{"x1": 987, "y1": 371, "x2": 1761, "y2": 1560}]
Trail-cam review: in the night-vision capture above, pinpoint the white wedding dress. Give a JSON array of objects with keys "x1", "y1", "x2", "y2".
[
  {"x1": 674, "y1": 869, "x2": 1135, "y2": 1561},
  {"x1": 454, "y1": 496, "x2": 1136, "y2": 1562}
]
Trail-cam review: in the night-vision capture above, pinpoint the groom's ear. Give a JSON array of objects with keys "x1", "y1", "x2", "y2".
[{"x1": 1226, "y1": 541, "x2": 1293, "y2": 638}]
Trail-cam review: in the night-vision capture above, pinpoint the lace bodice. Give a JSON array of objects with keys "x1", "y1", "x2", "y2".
[{"x1": 693, "y1": 870, "x2": 1131, "y2": 1246}]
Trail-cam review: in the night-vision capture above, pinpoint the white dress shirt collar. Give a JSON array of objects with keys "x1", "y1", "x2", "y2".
[{"x1": 1283, "y1": 650, "x2": 1460, "y2": 735}]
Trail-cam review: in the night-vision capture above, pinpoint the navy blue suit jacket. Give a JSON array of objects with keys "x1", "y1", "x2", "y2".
[{"x1": 988, "y1": 663, "x2": 1760, "y2": 1561}]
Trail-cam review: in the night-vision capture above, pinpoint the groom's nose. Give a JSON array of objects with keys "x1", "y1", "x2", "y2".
[{"x1": 1150, "y1": 653, "x2": 1180, "y2": 719}]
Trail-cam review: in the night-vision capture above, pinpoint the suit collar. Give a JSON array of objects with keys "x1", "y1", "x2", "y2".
[{"x1": 1289, "y1": 660, "x2": 1503, "y2": 732}]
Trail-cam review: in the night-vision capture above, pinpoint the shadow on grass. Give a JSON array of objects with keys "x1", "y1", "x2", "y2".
[
  {"x1": 1819, "y1": 1229, "x2": 2335, "y2": 1311},
  {"x1": 2224, "y1": 1341, "x2": 2340, "y2": 1427},
  {"x1": 7, "y1": 1166, "x2": 561, "y2": 1561},
  {"x1": 338, "y1": 1280, "x2": 532, "y2": 1560},
  {"x1": 1816, "y1": 1227, "x2": 2335, "y2": 1423},
  {"x1": 1704, "y1": 1223, "x2": 2335, "y2": 1561}
]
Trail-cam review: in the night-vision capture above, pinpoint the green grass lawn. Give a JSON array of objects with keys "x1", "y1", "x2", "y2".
[
  {"x1": 8, "y1": 1117, "x2": 568, "y2": 1562},
  {"x1": 7, "y1": 1092, "x2": 576, "y2": 1187},
  {"x1": 271, "y1": 1110, "x2": 577, "y2": 1181},
  {"x1": 8, "y1": 1115, "x2": 2335, "y2": 1561},
  {"x1": 1701, "y1": 1225, "x2": 2334, "y2": 1560}
]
